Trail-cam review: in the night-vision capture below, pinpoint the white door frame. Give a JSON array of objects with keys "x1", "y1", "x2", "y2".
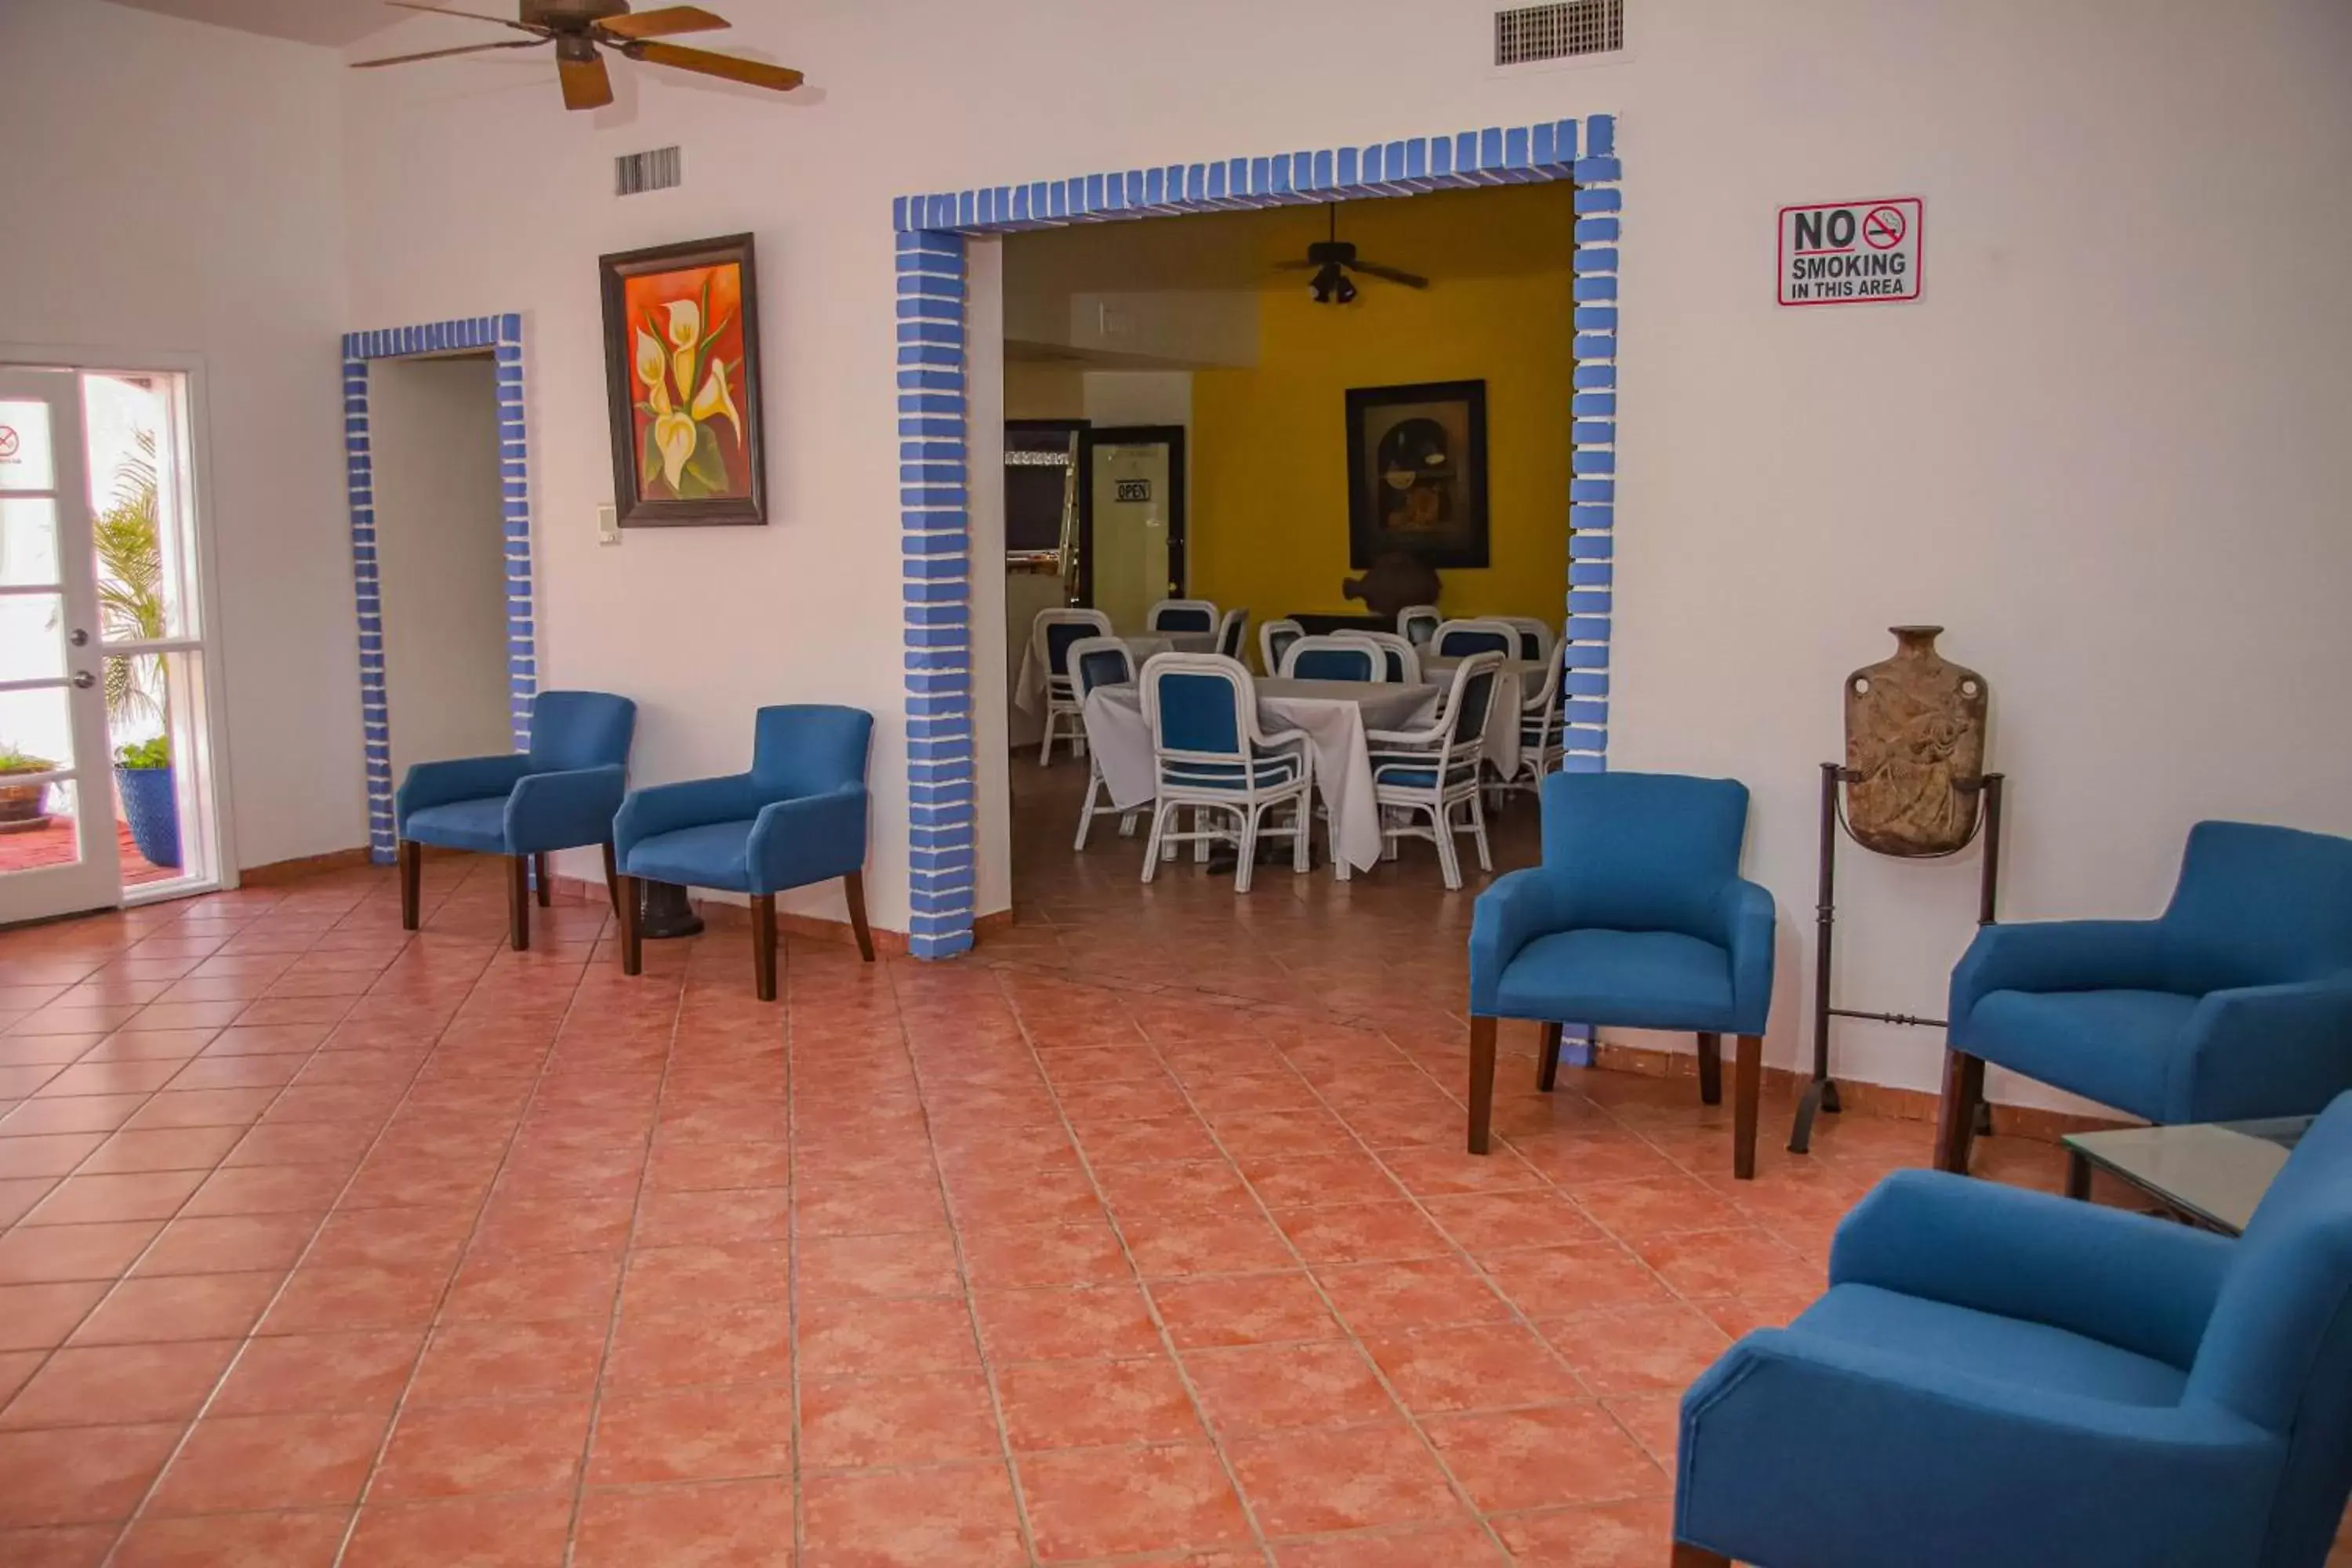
[{"x1": 0, "y1": 340, "x2": 242, "y2": 898}]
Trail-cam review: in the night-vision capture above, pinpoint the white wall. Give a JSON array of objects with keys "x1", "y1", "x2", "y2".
[
  {"x1": 0, "y1": 0, "x2": 361, "y2": 872},
  {"x1": 371, "y1": 356, "x2": 511, "y2": 784},
  {"x1": 314, "y1": 0, "x2": 2352, "y2": 1109}
]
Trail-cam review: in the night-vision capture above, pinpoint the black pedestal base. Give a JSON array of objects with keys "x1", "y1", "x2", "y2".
[{"x1": 638, "y1": 880, "x2": 705, "y2": 939}]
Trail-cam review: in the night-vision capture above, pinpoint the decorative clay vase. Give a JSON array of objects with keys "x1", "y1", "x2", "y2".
[
  {"x1": 1342, "y1": 550, "x2": 1441, "y2": 622},
  {"x1": 1842, "y1": 626, "x2": 1989, "y2": 857}
]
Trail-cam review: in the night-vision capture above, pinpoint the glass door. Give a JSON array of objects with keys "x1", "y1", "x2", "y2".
[{"x1": 0, "y1": 368, "x2": 123, "y2": 922}]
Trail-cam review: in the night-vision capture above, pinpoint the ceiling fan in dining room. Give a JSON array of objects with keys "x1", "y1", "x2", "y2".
[{"x1": 350, "y1": 1, "x2": 805, "y2": 111}]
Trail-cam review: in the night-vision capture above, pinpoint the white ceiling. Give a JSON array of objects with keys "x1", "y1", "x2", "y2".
[{"x1": 103, "y1": 0, "x2": 402, "y2": 47}]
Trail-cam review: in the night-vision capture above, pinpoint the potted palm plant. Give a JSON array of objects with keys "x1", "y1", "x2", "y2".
[
  {"x1": 0, "y1": 743, "x2": 55, "y2": 832},
  {"x1": 96, "y1": 433, "x2": 180, "y2": 869}
]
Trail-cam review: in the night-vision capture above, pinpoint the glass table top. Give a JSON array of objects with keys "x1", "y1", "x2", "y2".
[{"x1": 2062, "y1": 1116, "x2": 2311, "y2": 1235}]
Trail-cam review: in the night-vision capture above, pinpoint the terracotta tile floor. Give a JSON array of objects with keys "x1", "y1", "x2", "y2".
[{"x1": 0, "y1": 760, "x2": 2250, "y2": 1564}]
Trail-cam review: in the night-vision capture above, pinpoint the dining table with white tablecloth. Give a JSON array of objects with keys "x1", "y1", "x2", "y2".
[
  {"x1": 1011, "y1": 631, "x2": 1217, "y2": 717},
  {"x1": 1417, "y1": 654, "x2": 1534, "y2": 779},
  {"x1": 1080, "y1": 677, "x2": 1442, "y2": 873}
]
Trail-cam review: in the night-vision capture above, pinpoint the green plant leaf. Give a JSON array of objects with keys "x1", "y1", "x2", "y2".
[
  {"x1": 114, "y1": 734, "x2": 170, "y2": 770},
  {"x1": 684, "y1": 420, "x2": 729, "y2": 496},
  {"x1": 640, "y1": 421, "x2": 664, "y2": 495}
]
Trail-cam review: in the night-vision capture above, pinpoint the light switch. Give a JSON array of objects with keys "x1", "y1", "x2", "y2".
[{"x1": 597, "y1": 503, "x2": 619, "y2": 545}]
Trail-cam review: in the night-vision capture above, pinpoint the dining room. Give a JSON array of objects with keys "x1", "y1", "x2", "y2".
[{"x1": 993, "y1": 180, "x2": 1589, "y2": 972}]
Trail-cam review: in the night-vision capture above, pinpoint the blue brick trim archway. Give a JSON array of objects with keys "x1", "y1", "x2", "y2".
[
  {"x1": 894, "y1": 118, "x2": 1622, "y2": 972},
  {"x1": 340, "y1": 314, "x2": 538, "y2": 864}
]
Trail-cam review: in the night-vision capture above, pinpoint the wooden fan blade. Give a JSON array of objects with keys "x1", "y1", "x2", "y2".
[
  {"x1": 624, "y1": 40, "x2": 803, "y2": 90},
  {"x1": 351, "y1": 38, "x2": 545, "y2": 67},
  {"x1": 597, "y1": 5, "x2": 729, "y2": 38},
  {"x1": 383, "y1": 1, "x2": 543, "y2": 31},
  {"x1": 559, "y1": 49, "x2": 614, "y2": 108},
  {"x1": 1352, "y1": 261, "x2": 1429, "y2": 289}
]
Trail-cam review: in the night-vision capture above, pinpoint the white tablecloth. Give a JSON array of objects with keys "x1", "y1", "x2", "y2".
[
  {"x1": 1014, "y1": 633, "x2": 1202, "y2": 715},
  {"x1": 1081, "y1": 678, "x2": 1439, "y2": 873},
  {"x1": 1418, "y1": 655, "x2": 1534, "y2": 778}
]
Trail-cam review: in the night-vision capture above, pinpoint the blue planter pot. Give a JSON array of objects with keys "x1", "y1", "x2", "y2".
[{"x1": 115, "y1": 764, "x2": 181, "y2": 869}]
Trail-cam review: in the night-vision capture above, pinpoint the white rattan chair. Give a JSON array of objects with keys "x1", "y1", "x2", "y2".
[{"x1": 1138, "y1": 654, "x2": 1313, "y2": 895}]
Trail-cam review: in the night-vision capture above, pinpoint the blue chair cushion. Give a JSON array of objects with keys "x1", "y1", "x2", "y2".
[
  {"x1": 1373, "y1": 757, "x2": 1479, "y2": 790},
  {"x1": 1494, "y1": 928, "x2": 1736, "y2": 1030},
  {"x1": 1795, "y1": 1283, "x2": 2190, "y2": 1407},
  {"x1": 1163, "y1": 756, "x2": 1301, "y2": 792},
  {"x1": 1966, "y1": 989, "x2": 2204, "y2": 1117},
  {"x1": 622, "y1": 819, "x2": 757, "y2": 893},
  {"x1": 401, "y1": 797, "x2": 510, "y2": 855}
]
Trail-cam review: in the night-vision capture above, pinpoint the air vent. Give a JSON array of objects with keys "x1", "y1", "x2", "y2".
[
  {"x1": 614, "y1": 146, "x2": 683, "y2": 197},
  {"x1": 1494, "y1": 0, "x2": 1624, "y2": 66}
]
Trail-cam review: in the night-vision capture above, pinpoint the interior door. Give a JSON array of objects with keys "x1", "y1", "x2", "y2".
[
  {"x1": 1083, "y1": 425, "x2": 1186, "y2": 633},
  {"x1": 0, "y1": 368, "x2": 123, "y2": 922}
]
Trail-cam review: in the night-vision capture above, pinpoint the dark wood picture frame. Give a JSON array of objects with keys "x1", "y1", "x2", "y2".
[
  {"x1": 1345, "y1": 378, "x2": 1489, "y2": 569},
  {"x1": 599, "y1": 232, "x2": 768, "y2": 527}
]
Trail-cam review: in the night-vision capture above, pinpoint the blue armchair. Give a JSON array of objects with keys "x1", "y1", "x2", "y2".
[
  {"x1": 612, "y1": 705, "x2": 874, "y2": 1000},
  {"x1": 394, "y1": 689, "x2": 637, "y2": 951},
  {"x1": 1938, "y1": 820, "x2": 2352, "y2": 1173},
  {"x1": 1672, "y1": 1091, "x2": 2352, "y2": 1568},
  {"x1": 1467, "y1": 771, "x2": 1775, "y2": 1178}
]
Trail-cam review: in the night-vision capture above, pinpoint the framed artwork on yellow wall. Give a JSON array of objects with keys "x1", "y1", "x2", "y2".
[
  {"x1": 1345, "y1": 379, "x2": 1489, "y2": 569},
  {"x1": 599, "y1": 233, "x2": 767, "y2": 527}
]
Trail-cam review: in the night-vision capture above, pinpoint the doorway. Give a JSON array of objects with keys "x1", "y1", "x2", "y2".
[
  {"x1": 369, "y1": 354, "x2": 513, "y2": 787},
  {"x1": 0, "y1": 364, "x2": 227, "y2": 922},
  {"x1": 339, "y1": 313, "x2": 537, "y2": 863},
  {"x1": 1081, "y1": 424, "x2": 1187, "y2": 626}
]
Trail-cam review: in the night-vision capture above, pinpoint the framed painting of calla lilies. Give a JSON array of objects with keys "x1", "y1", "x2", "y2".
[{"x1": 599, "y1": 233, "x2": 768, "y2": 526}]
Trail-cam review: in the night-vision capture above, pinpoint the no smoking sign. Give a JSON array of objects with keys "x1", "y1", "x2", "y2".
[{"x1": 1778, "y1": 197, "x2": 1923, "y2": 307}]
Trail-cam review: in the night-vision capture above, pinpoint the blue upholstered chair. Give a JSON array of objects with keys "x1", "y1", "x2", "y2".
[
  {"x1": 1468, "y1": 771, "x2": 1775, "y2": 1177},
  {"x1": 394, "y1": 689, "x2": 637, "y2": 951},
  {"x1": 1672, "y1": 1091, "x2": 2352, "y2": 1568},
  {"x1": 1258, "y1": 618, "x2": 1305, "y2": 677},
  {"x1": 1431, "y1": 617, "x2": 1516, "y2": 659},
  {"x1": 1139, "y1": 654, "x2": 1312, "y2": 895},
  {"x1": 1148, "y1": 597, "x2": 1218, "y2": 634},
  {"x1": 1279, "y1": 635, "x2": 1382, "y2": 683},
  {"x1": 1937, "y1": 821, "x2": 2352, "y2": 1173},
  {"x1": 612, "y1": 706, "x2": 874, "y2": 1000}
]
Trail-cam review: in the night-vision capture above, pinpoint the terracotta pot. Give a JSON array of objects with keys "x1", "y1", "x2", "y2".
[
  {"x1": 1842, "y1": 626, "x2": 1989, "y2": 857},
  {"x1": 1342, "y1": 550, "x2": 1441, "y2": 622},
  {"x1": 0, "y1": 775, "x2": 48, "y2": 827}
]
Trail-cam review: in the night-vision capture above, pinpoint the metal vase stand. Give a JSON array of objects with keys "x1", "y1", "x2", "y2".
[
  {"x1": 638, "y1": 880, "x2": 706, "y2": 938},
  {"x1": 1788, "y1": 761, "x2": 2006, "y2": 1154}
]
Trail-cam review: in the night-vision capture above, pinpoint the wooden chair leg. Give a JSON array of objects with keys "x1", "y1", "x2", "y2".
[
  {"x1": 506, "y1": 855, "x2": 531, "y2": 952},
  {"x1": 1537, "y1": 1022, "x2": 1563, "y2": 1092},
  {"x1": 1732, "y1": 1033, "x2": 1762, "y2": 1181},
  {"x1": 616, "y1": 879, "x2": 644, "y2": 973},
  {"x1": 1671, "y1": 1543, "x2": 1733, "y2": 1568},
  {"x1": 1934, "y1": 1048, "x2": 1987, "y2": 1174},
  {"x1": 1696, "y1": 1031, "x2": 1722, "y2": 1106},
  {"x1": 397, "y1": 840, "x2": 421, "y2": 931},
  {"x1": 750, "y1": 893, "x2": 779, "y2": 1002},
  {"x1": 844, "y1": 869, "x2": 876, "y2": 963},
  {"x1": 1467, "y1": 1015, "x2": 1498, "y2": 1155},
  {"x1": 601, "y1": 843, "x2": 621, "y2": 919},
  {"x1": 532, "y1": 851, "x2": 552, "y2": 908}
]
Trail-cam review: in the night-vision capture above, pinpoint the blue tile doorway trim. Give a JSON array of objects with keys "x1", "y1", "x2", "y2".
[
  {"x1": 897, "y1": 118, "x2": 1621, "y2": 1042},
  {"x1": 340, "y1": 314, "x2": 537, "y2": 865}
]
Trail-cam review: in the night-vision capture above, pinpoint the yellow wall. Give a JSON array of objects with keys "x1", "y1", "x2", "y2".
[{"x1": 1190, "y1": 183, "x2": 1577, "y2": 627}]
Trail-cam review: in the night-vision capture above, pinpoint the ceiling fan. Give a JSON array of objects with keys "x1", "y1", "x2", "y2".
[
  {"x1": 1276, "y1": 206, "x2": 1428, "y2": 304},
  {"x1": 350, "y1": 1, "x2": 804, "y2": 111}
]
